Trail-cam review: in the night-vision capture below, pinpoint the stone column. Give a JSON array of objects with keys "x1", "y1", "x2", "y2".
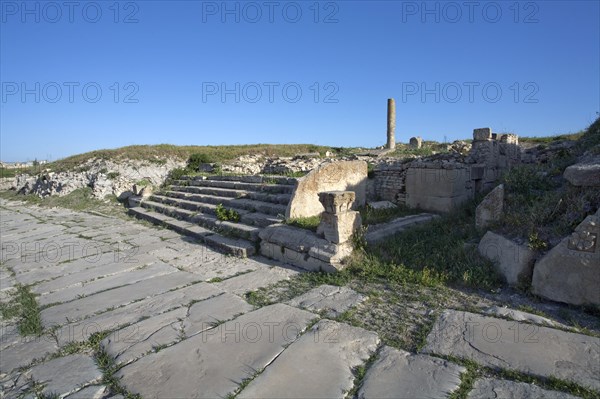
[
  {"x1": 317, "y1": 191, "x2": 362, "y2": 244},
  {"x1": 387, "y1": 98, "x2": 396, "y2": 149}
]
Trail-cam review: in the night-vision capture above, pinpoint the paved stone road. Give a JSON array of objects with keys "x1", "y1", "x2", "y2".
[{"x1": 0, "y1": 200, "x2": 598, "y2": 398}]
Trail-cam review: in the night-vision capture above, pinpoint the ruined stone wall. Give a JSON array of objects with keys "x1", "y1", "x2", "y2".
[{"x1": 372, "y1": 128, "x2": 522, "y2": 212}]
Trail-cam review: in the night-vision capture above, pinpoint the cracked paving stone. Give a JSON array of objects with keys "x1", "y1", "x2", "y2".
[
  {"x1": 115, "y1": 303, "x2": 316, "y2": 399},
  {"x1": 357, "y1": 346, "x2": 465, "y2": 399},
  {"x1": 467, "y1": 378, "x2": 581, "y2": 399},
  {"x1": 28, "y1": 354, "x2": 102, "y2": 398},
  {"x1": 37, "y1": 262, "x2": 176, "y2": 306},
  {"x1": 287, "y1": 284, "x2": 367, "y2": 317},
  {"x1": 102, "y1": 292, "x2": 254, "y2": 366},
  {"x1": 64, "y1": 384, "x2": 109, "y2": 399},
  {"x1": 238, "y1": 319, "x2": 379, "y2": 399},
  {"x1": 422, "y1": 310, "x2": 600, "y2": 390},
  {"x1": 41, "y1": 271, "x2": 200, "y2": 326},
  {"x1": 55, "y1": 283, "x2": 223, "y2": 346},
  {"x1": 214, "y1": 265, "x2": 300, "y2": 295}
]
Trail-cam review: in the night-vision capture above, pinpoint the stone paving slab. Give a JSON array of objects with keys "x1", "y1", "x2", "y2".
[
  {"x1": 29, "y1": 254, "x2": 157, "y2": 295},
  {"x1": 287, "y1": 284, "x2": 366, "y2": 317},
  {"x1": 64, "y1": 384, "x2": 109, "y2": 399},
  {"x1": 28, "y1": 354, "x2": 102, "y2": 398},
  {"x1": 55, "y1": 282, "x2": 223, "y2": 345},
  {"x1": 41, "y1": 271, "x2": 200, "y2": 326},
  {"x1": 37, "y1": 262, "x2": 176, "y2": 306},
  {"x1": 357, "y1": 346, "x2": 464, "y2": 399},
  {"x1": 238, "y1": 319, "x2": 379, "y2": 399},
  {"x1": 116, "y1": 303, "x2": 317, "y2": 398},
  {"x1": 0, "y1": 337, "x2": 58, "y2": 373},
  {"x1": 467, "y1": 378, "x2": 581, "y2": 399},
  {"x1": 215, "y1": 265, "x2": 300, "y2": 295},
  {"x1": 483, "y1": 306, "x2": 566, "y2": 329},
  {"x1": 422, "y1": 310, "x2": 600, "y2": 390},
  {"x1": 103, "y1": 292, "x2": 254, "y2": 366}
]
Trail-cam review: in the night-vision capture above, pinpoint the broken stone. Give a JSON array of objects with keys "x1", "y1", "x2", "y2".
[
  {"x1": 238, "y1": 320, "x2": 379, "y2": 399},
  {"x1": 358, "y1": 346, "x2": 464, "y2": 399},
  {"x1": 287, "y1": 285, "x2": 366, "y2": 317},
  {"x1": 478, "y1": 231, "x2": 536, "y2": 286},
  {"x1": 422, "y1": 310, "x2": 600, "y2": 390},
  {"x1": 532, "y1": 212, "x2": 600, "y2": 305},
  {"x1": 475, "y1": 184, "x2": 504, "y2": 228}
]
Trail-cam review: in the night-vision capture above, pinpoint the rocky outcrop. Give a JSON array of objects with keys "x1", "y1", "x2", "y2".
[{"x1": 10, "y1": 158, "x2": 184, "y2": 199}]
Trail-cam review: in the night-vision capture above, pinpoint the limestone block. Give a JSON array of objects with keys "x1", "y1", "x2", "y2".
[
  {"x1": 286, "y1": 161, "x2": 367, "y2": 218},
  {"x1": 473, "y1": 128, "x2": 492, "y2": 141},
  {"x1": 318, "y1": 191, "x2": 356, "y2": 214},
  {"x1": 563, "y1": 158, "x2": 600, "y2": 187},
  {"x1": 478, "y1": 231, "x2": 535, "y2": 286},
  {"x1": 475, "y1": 184, "x2": 504, "y2": 228},
  {"x1": 532, "y1": 212, "x2": 600, "y2": 305},
  {"x1": 405, "y1": 166, "x2": 471, "y2": 212},
  {"x1": 318, "y1": 211, "x2": 362, "y2": 244}
]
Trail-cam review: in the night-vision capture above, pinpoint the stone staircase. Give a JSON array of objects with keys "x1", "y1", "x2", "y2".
[{"x1": 128, "y1": 175, "x2": 297, "y2": 257}]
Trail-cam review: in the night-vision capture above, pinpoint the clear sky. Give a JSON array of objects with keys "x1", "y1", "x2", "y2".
[{"x1": 1, "y1": 0, "x2": 599, "y2": 162}]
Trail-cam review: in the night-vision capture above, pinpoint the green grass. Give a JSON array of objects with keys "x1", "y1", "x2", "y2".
[
  {"x1": 284, "y1": 215, "x2": 321, "y2": 232},
  {"x1": 41, "y1": 144, "x2": 336, "y2": 173},
  {"x1": 0, "y1": 284, "x2": 43, "y2": 336}
]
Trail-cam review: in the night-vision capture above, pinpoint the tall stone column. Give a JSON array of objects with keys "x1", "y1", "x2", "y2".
[{"x1": 387, "y1": 98, "x2": 396, "y2": 149}]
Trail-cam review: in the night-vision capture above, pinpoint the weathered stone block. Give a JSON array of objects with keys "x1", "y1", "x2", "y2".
[
  {"x1": 286, "y1": 160, "x2": 367, "y2": 218},
  {"x1": 475, "y1": 184, "x2": 504, "y2": 228},
  {"x1": 563, "y1": 159, "x2": 600, "y2": 187},
  {"x1": 473, "y1": 128, "x2": 492, "y2": 141},
  {"x1": 405, "y1": 166, "x2": 471, "y2": 212},
  {"x1": 532, "y1": 212, "x2": 600, "y2": 305},
  {"x1": 478, "y1": 231, "x2": 535, "y2": 286},
  {"x1": 318, "y1": 211, "x2": 362, "y2": 244},
  {"x1": 318, "y1": 191, "x2": 355, "y2": 214}
]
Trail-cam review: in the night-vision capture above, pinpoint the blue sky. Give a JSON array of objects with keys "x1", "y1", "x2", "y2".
[{"x1": 1, "y1": 0, "x2": 599, "y2": 162}]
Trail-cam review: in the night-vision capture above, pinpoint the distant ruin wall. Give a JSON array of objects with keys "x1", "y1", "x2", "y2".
[{"x1": 372, "y1": 128, "x2": 521, "y2": 212}]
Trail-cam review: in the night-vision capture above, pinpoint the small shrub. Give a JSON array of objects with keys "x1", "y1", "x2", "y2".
[
  {"x1": 215, "y1": 204, "x2": 240, "y2": 222},
  {"x1": 107, "y1": 171, "x2": 120, "y2": 179},
  {"x1": 187, "y1": 153, "x2": 215, "y2": 171},
  {"x1": 167, "y1": 167, "x2": 188, "y2": 182}
]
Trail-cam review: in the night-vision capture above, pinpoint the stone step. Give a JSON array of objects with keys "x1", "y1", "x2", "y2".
[
  {"x1": 240, "y1": 212, "x2": 283, "y2": 228},
  {"x1": 203, "y1": 175, "x2": 298, "y2": 185},
  {"x1": 128, "y1": 207, "x2": 256, "y2": 257},
  {"x1": 170, "y1": 185, "x2": 291, "y2": 205},
  {"x1": 149, "y1": 194, "x2": 249, "y2": 217},
  {"x1": 164, "y1": 191, "x2": 288, "y2": 216},
  {"x1": 139, "y1": 200, "x2": 261, "y2": 242},
  {"x1": 176, "y1": 179, "x2": 295, "y2": 194}
]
